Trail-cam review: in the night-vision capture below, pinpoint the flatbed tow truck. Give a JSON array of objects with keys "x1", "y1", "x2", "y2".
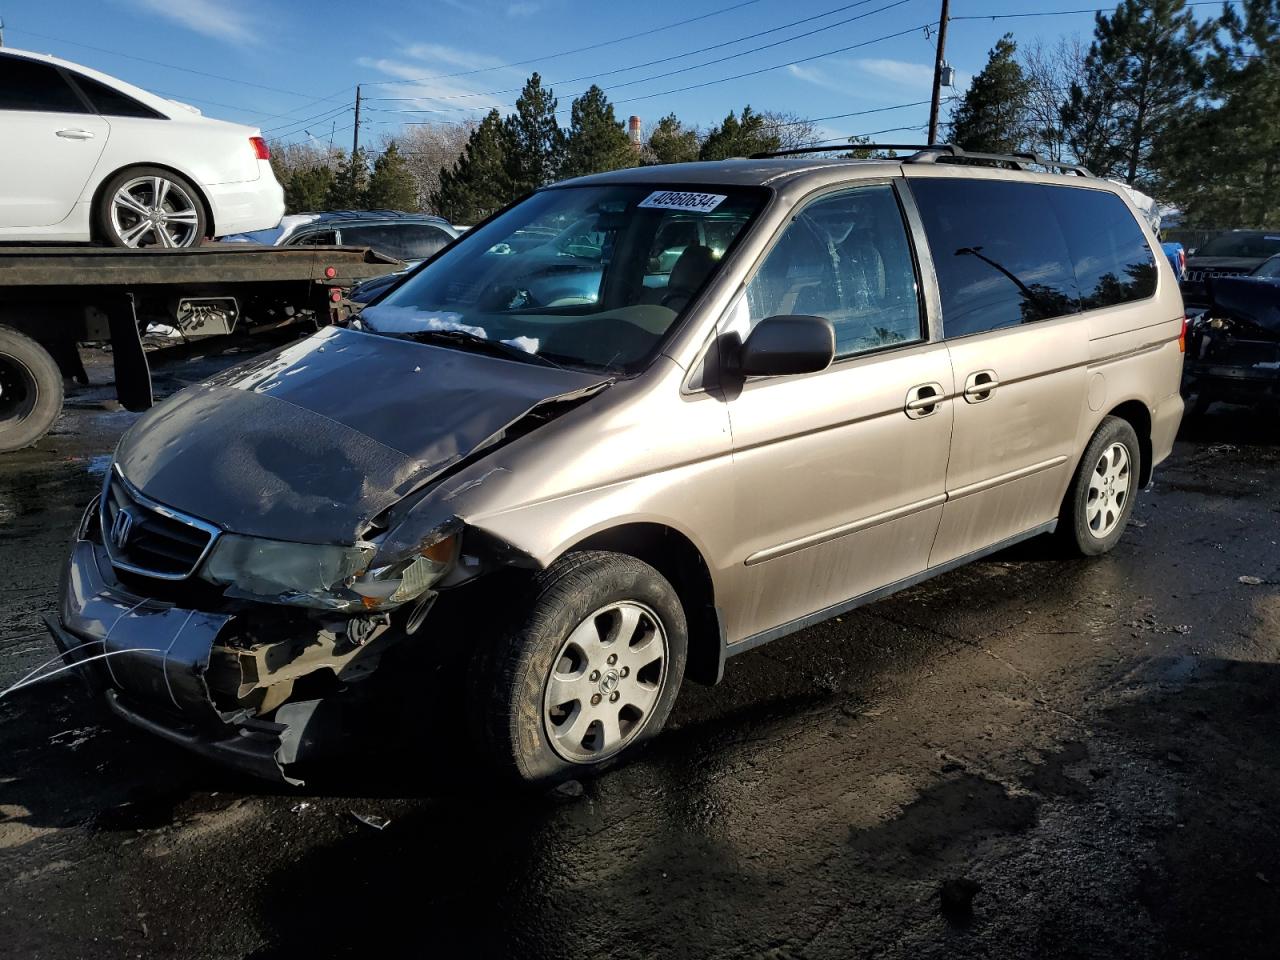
[{"x1": 0, "y1": 244, "x2": 401, "y2": 452}]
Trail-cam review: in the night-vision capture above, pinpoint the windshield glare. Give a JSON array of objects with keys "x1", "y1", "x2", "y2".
[
  {"x1": 1197, "y1": 233, "x2": 1280, "y2": 259},
  {"x1": 360, "y1": 184, "x2": 765, "y2": 373}
]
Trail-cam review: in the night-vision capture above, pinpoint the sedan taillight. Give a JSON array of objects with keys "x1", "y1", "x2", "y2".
[{"x1": 249, "y1": 136, "x2": 270, "y2": 160}]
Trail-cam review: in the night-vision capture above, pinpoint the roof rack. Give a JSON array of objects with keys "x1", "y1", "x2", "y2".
[{"x1": 747, "y1": 142, "x2": 1094, "y2": 178}]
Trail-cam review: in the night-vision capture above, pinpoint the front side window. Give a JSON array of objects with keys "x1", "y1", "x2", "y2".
[
  {"x1": 342, "y1": 223, "x2": 454, "y2": 261},
  {"x1": 1255, "y1": 256, "x2": 1280, "y2": 279},
  {"x1": 289, "y1": 230, "x2": 338, "y2": 246},
  {"x1": 0, "y1": 56, "x2": 87, "y2": 113},
  {"x1": 1047, "y1": 186, "x2": 1156, "y2": 309},
  {"x1": 742, "y1": 184, "x2": 922, "y2": 358},
  {"x1": 910, "y1": 178, "x2": 1081, "y2": 337},
  {"x1": 68, "y1": 72, "x2": 164, "y2": 119},
  {"x1": 362, "y1": 184, "x2": 765, "y2": 373}
]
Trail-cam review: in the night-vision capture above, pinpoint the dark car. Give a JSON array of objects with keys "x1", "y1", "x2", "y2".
[
  {"x1": 224, "y1": 210, "x2": 459, "y2": 263},
  {"x1": 1183, "y1": 255, "x2": 1280, "y2": 413},
  {"x1": 1181, "y1": 230, "x2": 1280, "y2": 305}
]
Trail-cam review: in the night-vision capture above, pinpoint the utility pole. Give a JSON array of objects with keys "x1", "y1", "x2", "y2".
[
  {"x1": 351, "y1": 85, "x2": 362, "y2": 159},
  {"x1": 927, "y1": 0, "x2": 951, "y2": 145}
]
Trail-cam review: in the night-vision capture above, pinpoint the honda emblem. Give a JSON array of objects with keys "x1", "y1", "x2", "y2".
[{"x1": 110, "y1": 508, "x2": 135, "y2": 550}]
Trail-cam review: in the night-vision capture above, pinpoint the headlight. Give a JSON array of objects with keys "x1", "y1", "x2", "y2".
[
  {"x1": 350, "y1": 530, "x2": 459, "y2": 608},
  {"x1": 201, "y1": 534, "x2": 376, "y2": 608}
]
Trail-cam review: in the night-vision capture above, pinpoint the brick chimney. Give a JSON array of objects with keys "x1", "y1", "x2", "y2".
[{"x1": 628, "y1": 115, "x2": 642, "y2": 148}]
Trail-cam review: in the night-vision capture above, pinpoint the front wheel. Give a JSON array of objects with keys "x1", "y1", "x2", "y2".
[
  {"x1": 1058, "y1": 416, "x2": 1141, "y2": 557},
  {"x1": 96, "y1": 166, "x2": 207, "y2": 248},
  {"x1": 471, "y1": 551, "x2": 688, "y2": 784}
]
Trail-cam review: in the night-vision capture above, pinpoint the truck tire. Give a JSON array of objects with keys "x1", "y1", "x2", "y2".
[
  {"x1": 470, "y1": 551, "x2": 688, "y2": 785},
  {"x1": 0, "y1": 327, "x2": 64, "y2": 452},
  {"x1": 95, "y1": 166, "x2": 207, "y2": 248}
]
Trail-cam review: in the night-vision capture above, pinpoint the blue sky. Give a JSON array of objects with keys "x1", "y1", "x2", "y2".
[{"x1": 0, "y1": 0, "x2": 1203, "y2": 148}]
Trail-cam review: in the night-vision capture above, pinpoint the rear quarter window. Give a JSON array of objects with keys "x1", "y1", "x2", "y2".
[
  {"x1": 68, "y1": 72, "x2": 165, "y2": 119},
  {"x1": 1046, "y1": 186, "x2": 1156, "y2": 309},
  {"x1": 909, "y1": 178, "x2": 1081, "y2": 337}
]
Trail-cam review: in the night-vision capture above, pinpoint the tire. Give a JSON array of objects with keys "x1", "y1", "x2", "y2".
[
  {"x1": 471, "y1": 550, "x2": 688, "y2": 784},
  {"x1": 1058, "y1": 416, "x2": 1142, "y2": 557},
  {"x1": 0, "y1": 327, "x2": 64, "y2": 453},
  {"x1": 95, "y1": 166, "x2": 207, "y2": 248}
]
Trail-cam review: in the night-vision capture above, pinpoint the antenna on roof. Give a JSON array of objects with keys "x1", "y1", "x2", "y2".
[{"x1": 0, "y1": 17, "x2": 7, "y2": 47}]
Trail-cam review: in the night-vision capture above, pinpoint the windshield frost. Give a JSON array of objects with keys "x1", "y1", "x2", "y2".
[{"x1": 360, "y1": 184, "x2": 764, "y2": 372}]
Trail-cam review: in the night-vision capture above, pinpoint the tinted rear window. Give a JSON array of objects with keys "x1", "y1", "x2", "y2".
[
  {"x1": 1047, "y1": 186, "x2": 1156, "y2": 310},
  {"x1": 910, "y1": 178, "x2": 1081, "y2": 336},
  {"x1": 0, "y1": 55, "x2": 86, "y2": 113},
  {"x1": 69, "y1": 72, "x2": 164, "y2": 118},
  {"x1": 1197, "y1": 234, "x2": 1280, "y2": 259},
  {"x1": 341, "y1": 223, "x2": 454, "y2": 261}
]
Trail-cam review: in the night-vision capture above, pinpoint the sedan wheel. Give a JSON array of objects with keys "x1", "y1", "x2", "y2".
[
  {"x1": 543, "y1": 600, "x2": 669, "y2": 764},
  {"x1": 106, "y1": 174, "x2": 202, "y2": 248}
]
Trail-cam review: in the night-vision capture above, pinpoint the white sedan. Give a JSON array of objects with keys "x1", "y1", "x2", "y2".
[{"x1": 0, "y1": 48, "x2": 284, "y2": 248}]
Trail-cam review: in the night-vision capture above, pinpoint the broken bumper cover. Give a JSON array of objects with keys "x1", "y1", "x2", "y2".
[{"x1": 48, "y1": 538, "x2": 340, "y2": 785}]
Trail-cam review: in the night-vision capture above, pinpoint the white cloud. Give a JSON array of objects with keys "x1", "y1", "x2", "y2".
[
  {"x1": 125, "y1": 0, "x2": 258, "y2": 44},
  {"x1": 356, "y1": 53, "x2": 514, "y2": 120},
  {"x1": 507, "y1": 1, "x2": 541, "y2": 16},
  {"x1": 400, "y1": 43, "x2": 506, "y2": 71},
  {"x1": 785, "y1": 63, "x2": 848, "y2": 94}
]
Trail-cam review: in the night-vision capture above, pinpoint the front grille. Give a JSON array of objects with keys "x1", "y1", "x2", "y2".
[
  {"x1": 101, "y1": 471, "x2": 219, "y2": 580},
  {"x1": 1185, "y1": 267, "x2": 1251, "y2": 283}
]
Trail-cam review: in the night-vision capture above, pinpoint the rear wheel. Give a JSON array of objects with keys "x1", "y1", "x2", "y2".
[
  {"x1": 96, "y1": 166, "x2": 206, "y2": 248},
  {"x1": 471, "y1": 551, "x2": 687, "y2": 784},
  {"x1": 0, "y1": 327, "x2": 63, "y2": 452},
  {"x1": 1058, "y1": 416, "x2": 1141, "y2": 556}
]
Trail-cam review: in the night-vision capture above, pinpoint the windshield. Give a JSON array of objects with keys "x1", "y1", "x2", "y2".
[
  {"x1": 359, "y1": 184, "x2": 766, "y2": 373},
  {"x1": 1253, "y1": 256, "x2": 1280, "y2": 278},
  {"x1": 1197, "y1": 233, "x2": 1280, "y2": 259}
]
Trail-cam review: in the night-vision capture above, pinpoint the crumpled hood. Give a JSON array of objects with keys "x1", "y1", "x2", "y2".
[
  {"x1": 115, "y1": 326, "x2": 607, "y2": 544},
  {"x1": 1207, "y1": 276, "x2": 1280, "y2": 339}
]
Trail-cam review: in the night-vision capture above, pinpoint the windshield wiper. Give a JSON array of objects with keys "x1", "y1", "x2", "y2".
[{"x1": 400, "y1": 328, "x2": 562, "y2": 368}]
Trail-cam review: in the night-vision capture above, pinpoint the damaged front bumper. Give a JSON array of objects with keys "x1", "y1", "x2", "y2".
[{"x1": 48, "y1": 532, "x2": 385, "y2": 785}]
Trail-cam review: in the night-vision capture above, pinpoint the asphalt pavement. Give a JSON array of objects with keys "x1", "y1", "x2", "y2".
[{"x1": 1, "y1": 345, "x2": 1278, "y2": 959}]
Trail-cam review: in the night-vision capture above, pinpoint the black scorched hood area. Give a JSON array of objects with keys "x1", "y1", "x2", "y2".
[{"x1": 114, "y1": 326, "x2": 607, "y2": 543}]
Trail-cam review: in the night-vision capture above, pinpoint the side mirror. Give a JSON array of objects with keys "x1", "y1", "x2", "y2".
[{"x1": 737, "y1": 314, "x2": 835, "y2": 377}]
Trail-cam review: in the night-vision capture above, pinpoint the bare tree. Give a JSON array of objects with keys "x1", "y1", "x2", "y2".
[
  {"x1": 1020, "y1": 36, "x2": 1087, "y2": 161},
  {"x1": 381, "y1": 123, "x2": 476, "y2": 216},
  {"x1": 760, "y1": 110, "x2": 821, "y2": 150}
]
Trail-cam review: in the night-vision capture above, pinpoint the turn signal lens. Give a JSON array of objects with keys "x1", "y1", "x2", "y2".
[
  {"x1": 249, "y1": 136, "x2": 270, "y2": 160},
  {"x1": 1178, "y1": 316, "x2": 1188, "y2": 353}
]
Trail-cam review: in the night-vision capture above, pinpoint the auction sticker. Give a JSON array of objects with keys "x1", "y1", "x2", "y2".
[{"x1": 638, "y1": 191, "x2": 727, "y2": 213}]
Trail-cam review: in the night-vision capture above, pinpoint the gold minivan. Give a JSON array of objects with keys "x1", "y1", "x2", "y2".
[{"x1": 52, "y1": 146, "x2": 1186, "y2": 784}]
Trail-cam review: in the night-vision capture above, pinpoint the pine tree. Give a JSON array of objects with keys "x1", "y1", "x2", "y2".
[
  {"x1": 561, "y1": 86, "x2": 637, "y2": 179},
  {"x1": 364, "y1": 141, "x2": 419, "y2": 210},
  {"x1": 948, "y1": 35, "x2": 1030, "y2": 154},
  {"x1": 282, "y1": 165, "x2": 335, "y2": 214},
  {"x1": 645, "y1": 114, "x2": 700, "y2": 165},
  {"x1": 504, "y1": 73, "x2": 566, "y2": 193},
  {"x1": 1156, "y1": 0, "x2": 1279, "y2": 227},
  {"x1": 1061, "y1": 0, "x2": 1205, "y2": 185},
  {"x1": 324, "y1": 148, "x2": 370, "y2": 210},
  {"x1": 698, "y1": 106, "x2": 779, "y2": 161},
  {"x1": 430, "y1": 110, "x2": 516, "y2": 224}
]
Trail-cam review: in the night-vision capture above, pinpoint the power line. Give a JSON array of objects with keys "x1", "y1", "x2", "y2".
[
  {"x1": 263, "y1": 103, "x2": 355, "y2": 137},
  {"x1": 7, "y1": 27, "x2": 343, "y2": 100},
  {"x1": 360, "y1": 2, "x2": 921, "y2": 124},
  {"x1": 365, "y1": 0, "x2": 908, "y2": 105},
  {"x1": 358, "y1": 0, "x2": 765, "y2": 87},
  {"x1": 951, "y1": 0, "x2": 1239, "y2": 20},
  {"x1": 613, "y1": 21, "x2": 933, "y2": 106}
]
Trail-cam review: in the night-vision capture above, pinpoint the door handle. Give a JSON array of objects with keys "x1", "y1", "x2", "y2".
[
  {"x1": 55, "y1": 128, "x2": 96, "y2": 140},
  {"x1": 963, "y1": 370, "x2": 1000, "y2": 403},
  {"x1": 905, "y1": 382, "x2": 945, "y2": 419}
]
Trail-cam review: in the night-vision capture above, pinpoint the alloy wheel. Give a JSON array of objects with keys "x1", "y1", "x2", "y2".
[
  {"x1": 110, "y1": 176, "x2": 201, "y2": 248},
  {"x1": 1086, "y1": 441, "x2": 1131, "y2": 539},
  {"x1": 543, "y1": 600, "x2": 668, "y2": 763}
]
